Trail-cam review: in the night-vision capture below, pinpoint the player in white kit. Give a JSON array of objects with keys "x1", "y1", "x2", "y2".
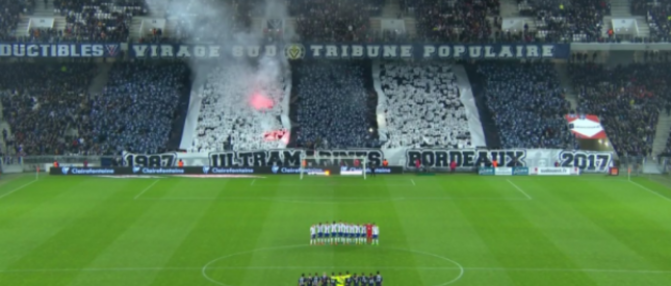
[
  {"x1": 310, "y1": 224, "x2": 316, "y2": 245},
  {"x1": 372, "y1": 224, "x2": 380, "y2": 245},
  {"x1": 338, "y1": 221, "x2": 346, "y2": 244},
  {"x1": 319, "y1": 223, "x2": 326, "y2": 244},
  {"x1": 353, "y1": 223, "x2": 361, "y2": 245},
  {"x1": 332, "y1": 221, "x2": 340, "y2": 245},
  {"x1": 358, "y1": 224, "x2": 366, "y2": 244}
]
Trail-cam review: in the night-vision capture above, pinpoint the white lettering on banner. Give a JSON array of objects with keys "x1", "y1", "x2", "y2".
[
  {"x1": 209, "y1": 150, "x2": 383, "y2": 168},
  {"x1": 121, "y1": 149, "x2": 612, "y2": 173},
  {"x1": 125, "y1": 44, "x2": 564, "y2": 59},
  {"x1": 495, "y1": 167, "x2": 513, "y2": 176},
  {"x1": 533, "y1": 167, "x2": 580, "y2": 176},
  {"x1": 0, "y1": 43, "x2": 114, "y2": 57}
]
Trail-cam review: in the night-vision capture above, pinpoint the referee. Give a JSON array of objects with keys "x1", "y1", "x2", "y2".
[{"x1": 369, "y1": 161, "x2": 376, "y2": 177}]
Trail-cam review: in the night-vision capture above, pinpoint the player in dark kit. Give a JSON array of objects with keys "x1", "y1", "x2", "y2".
[
  {"x1": 360, "y1": 272, "x2": 368, "y2": 286},
  {"x1": 368, "y1": 274, "x2": 375, "y2": 286},
  {"x1": 351, "y1": 274, "x2": 359, "y2": 286},
  {"x1": 369, "y1": 161, "x2": 376, "y2": 177},
  {"x1": 298, "y1": 274, "x2": 306, "y2": 286},
  {"x1": 375, "y1": 271, "x2": 383, "y2": 286},
  {"x1": 330, "y1": 272, "x2": 337, "y2": 286},
  {"x1": 306, "y1": 274, "x2": 313, "y2": 286},
  {"x1": 312, "y1": 273, "x2": 320, "y2": 286},
  {"x1": 321, "y1": 272, "x2": 328, "y2": 286},
  {"x1": 345, "y1": 274, "x2": 353, "y2": 286}
]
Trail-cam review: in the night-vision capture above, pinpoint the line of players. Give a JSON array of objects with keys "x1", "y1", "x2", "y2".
[
  {"x1": 299, "y1": 271, "x2": 383, "y2": 286},
  {"x1": 310, "y1": 222, "x2": 380, "y2": 245}
]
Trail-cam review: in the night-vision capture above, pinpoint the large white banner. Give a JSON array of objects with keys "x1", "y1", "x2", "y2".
[{"x1": 123, "y1": 148, "x2": 613, "y2": 173}]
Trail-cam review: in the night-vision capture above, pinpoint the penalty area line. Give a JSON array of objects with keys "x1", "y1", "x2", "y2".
[
  {"x1": 134, "y1": 180, "x2": 160, "y2": 200},
  {"x1": 0, "y1": 180, "x2": 38, "y2": 201},
  {"x1": 506, "y1": 179, "x2": 532, "y2": 200},
  {"x1": 629, "y1": 180, "x2": 671, "y2": 203}
]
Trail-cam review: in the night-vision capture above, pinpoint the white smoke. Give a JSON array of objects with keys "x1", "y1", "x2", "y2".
[{"x1": 147, "y1": 0, "x2": 292, "y2": 151}]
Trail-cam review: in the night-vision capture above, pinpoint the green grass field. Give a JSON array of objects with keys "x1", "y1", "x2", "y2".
[{"x1": 0, "y1": 173, "x2": 671, "y2": 286}]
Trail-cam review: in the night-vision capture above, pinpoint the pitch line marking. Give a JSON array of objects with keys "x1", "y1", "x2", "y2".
[
  {"x1": 629, "y1": 180, "x2": 671, "y2": 203},
  {"x1": 1, "y1": 266, "x2": 671, "y2": 274},
  {"x1": 250, "y1": 179, "x2": 256, "y2": 186},
  {"x1": 411, "y1": 179, "x2": 416, "y2": 186},
  {"x1": 133, "y1": 180, "x2": 160, "y2": 200},
  {"x1": 506, "y1": 179, "x2": 532, "y2": 200},
  {"x1": 201, "y1": 245, "x2": 464, "y2": 286},
  {"x1": 137, "y1": 196, "x2": 531, "y2": 203},
  {"x1": 0, "y1": 179, "x2": 37, "y2": 201}
]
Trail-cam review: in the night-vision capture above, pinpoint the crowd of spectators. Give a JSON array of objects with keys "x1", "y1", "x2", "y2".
[
  {"x1": 402, "y1": 0, "x2": 498, "y2": 43},
  {"x1": 476, "y1": 62, "x2": 574, "y2": 149},
  {"x1": 0, "y1": 0, "x2": 34, "y2": 41},
  {"x1": 290, "y1": 0, "x2": 384, "y2": 42},
  {"x1": 190, "y1": 63, "x2": 289, "y2": 152},
  {"x1": 50, "y1": 0, "x2": 147, "y2": 42},
  {"x1": 293, "y1": 62, "x2": 378, "y2": 149},
  {"x1": 379, "y1": 62, "x2": 472, "y2": 149},
  {"x1": 88, "y1": 62, "x2": 190, "y2": 155},
  {"x1": 569, "y1": 63, "x2": 670, "y2": 156},
  {"x1": 632, "y1": 0, "x2": 671, "y2": 40},
  {"x1": 0, "y1": 63, "x2": 97, "y2": 156},
  {"x1": 519, "y1": 0, "x2": 609, "y2": 42}
]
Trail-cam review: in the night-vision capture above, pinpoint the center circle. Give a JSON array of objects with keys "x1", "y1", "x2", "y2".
[{"x1": 201, "y1": 244, "x2": 463, "y2": 286}]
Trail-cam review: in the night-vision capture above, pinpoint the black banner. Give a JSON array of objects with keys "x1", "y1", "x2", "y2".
[{"x1": 405, "y1": 149, "x2": 526, "y2": 169}]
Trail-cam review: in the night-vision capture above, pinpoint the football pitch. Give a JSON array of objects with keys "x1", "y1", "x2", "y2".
[{"x1": 0, "y1": 174, "x2": 670, "y2": 286}]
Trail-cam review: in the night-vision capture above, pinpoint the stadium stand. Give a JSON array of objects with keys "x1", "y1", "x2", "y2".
[
  {"x1": 88, "y1": 62, "x2": 190, "y2": 155},
  {"x1": 289, "y1": 0, "x2": 384, "y2": 42},
  {"x1": 632, "y1": 0, "x2": 670, "y2": 40},
  {"x1": 0, "y1": 0, "x2": 33, "y2": 40},
  {"x1": 473, "y1": 62, "x2": 574, "y2": 149},
  {"x1": 52, "y1": 0, "x2": 147, "y2": 42},
  {"x1": 292, "y1": 62, "x2": 378, "y2": 149},
  {"x1": 379, "y1": 62, "x2": 472, "y2": 149},
  {"x1": 190, "y1": 63, "x2": 289, "y2": 152},
  {"x1": 518, "y1": 0, "x2": 609, "y2": 42},
  {"x1": 0, "y1": 63, "x2": 97, "y2": 156},
  {"x1": 569, "y1": 63, "x2": 665, "y2": 157},
  {"x1": 403, "y1": 0, "x2": 499, "y2": 42}
]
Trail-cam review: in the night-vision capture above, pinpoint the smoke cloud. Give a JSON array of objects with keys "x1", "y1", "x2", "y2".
[{"x1": 147, "y1": 0, "x2": 292, "y2": 151}]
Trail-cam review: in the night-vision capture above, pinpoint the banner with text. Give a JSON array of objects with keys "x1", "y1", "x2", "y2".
[
  {"x1": 129, "y1": 43, "x2": 570, "y2": 60},
  {"x1": 0, "y1": 43, "x2": 121, "y2": 58},
  {"x1": 122, "y1": 149, "x2": 612, "y2": 173},
  {"x1": 49, "y1": 166, "x2": 402, "y2": 176}
]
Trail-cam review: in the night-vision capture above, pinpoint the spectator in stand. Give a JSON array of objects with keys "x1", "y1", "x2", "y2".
[
  {"x1": 289, "y1": 0, "x2": 384, "y2": 42},
  {"x1": 0, "y1": 0, "x2": 34, "y2": 41},
  {"x1": 0, "y1": 63, "x2": 97, "y2": 155},
  {"x1": 50, "y1": 0, "x2": 148, "y2": 43},
  {"x1": 405, "y1": 0, "x2": 498, "y2": 43},
  {"x1": 631, "y1": 0, "x2": 671, "y2": 40},
  {"x1": 570, "y1": 63, "x2": 667, "y2": 157},
  {"x1": 520, "y1": 0, "x2": 609, "y2": 42},
  {"x1": 88, "y1": 62, "x2": 190, "y2": 155},
  {"x1": 293, "y1": 62, "x2": 378, "y2": 149},
  {"x1": 476, "y1": 62, "x2": 574, "y2": 149}
]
